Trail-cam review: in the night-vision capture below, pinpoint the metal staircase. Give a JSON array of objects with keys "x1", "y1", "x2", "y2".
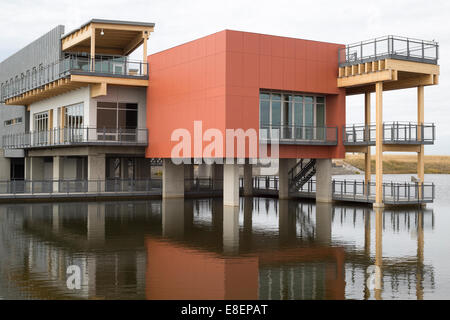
[{"x1": 288, "y1": 159, "x2": 317, "y2": 191}]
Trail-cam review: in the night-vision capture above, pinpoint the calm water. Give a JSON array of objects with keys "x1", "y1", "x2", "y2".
[{"x1": 0, "y1": 174, "x2": 449, "y2": 300}]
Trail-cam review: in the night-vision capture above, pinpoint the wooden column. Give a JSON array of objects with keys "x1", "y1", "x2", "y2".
[
  {"x1": 90, "y1": 28, "x2": 96, "y2": 72},
  {"x1": 142, "y1": 33, "x2": 148, "y2": 76},
  {"x1": 417, "y1": 86, "x2": 425, "y2": 186},
  {"x1": 364, "y1": 92, "x2": 371, "y2": 187},
  {"x1": 375, "y1": 82, "x2": 384, "y2": 207}
]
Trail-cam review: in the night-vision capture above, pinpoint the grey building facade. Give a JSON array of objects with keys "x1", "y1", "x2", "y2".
[{"x1": 0, "y1": 26, "x2": 65, "y2": 181}]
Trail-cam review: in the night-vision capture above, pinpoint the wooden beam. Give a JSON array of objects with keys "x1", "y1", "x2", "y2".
[
  {"x1": 91, "y1": 82, "x2": 107, "y2": 97},
  {"x1": 385, "y1": 59, "x2": 440, "y2": 75},
  {"x1": 338, "y1": 69, "x2": 396, "y2": 88},
  {"x1": 61, "y1": 25, "x2": 92, "y2": 51},
  {"x1": 382, "y1": 145, "x2": 421, "y2": 152},
  {"x1": 70, "y1": 74, "x2": 148, "y2": 86},
  {"x1": 142, "y1": 35, "x2": 148, "y2": 76},
  {"x1": 345, "y1": 145, "x2": 369, "y2": 153},
  {"x1": 123, "y1": 32, "x2": 145, "y2": 56},
  {"x1": 375, "y1": 82, "x2": 383, "y2": 207}
]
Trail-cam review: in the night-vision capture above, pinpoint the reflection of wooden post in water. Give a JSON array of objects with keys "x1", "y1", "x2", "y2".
[
  {"x1": 364, "y1": 209, "x2": 371, "y2": 300},
  {"x1": 52, "y1": 204, "x2": 61, "y2": 233},
  {"x1": 416, "y1": 212, "x2": 424, "y2": 300},
  {"x1": 375, "y1": 208, "x2": 383, "y2": 300},
  {"x1": 242, "y1": 198, "x2": 253, "y2": 250}
]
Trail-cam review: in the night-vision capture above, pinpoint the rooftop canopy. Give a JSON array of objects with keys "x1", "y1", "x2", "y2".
[{"x1": 61, "y1": 19, "x2": 155, "y2": 56}]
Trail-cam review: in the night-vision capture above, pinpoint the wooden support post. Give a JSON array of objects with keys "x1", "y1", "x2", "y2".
[
  {"x1": 90, "y1": 28, "x2": 96, "y2": 72},
  {"x1": 143, "y1": 33, "x2": 148, "y2": 76},
  {"x1": 417, "y1": 85, "x2": 425, "y2": 183},
  {"x1": 375, "y1": 82, "x2": 384, "y2": 207},
  {"x1": 364, "y1": 92, "x2": 371, "y2": 190}
]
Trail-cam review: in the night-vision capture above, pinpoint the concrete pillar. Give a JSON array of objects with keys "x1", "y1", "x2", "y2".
[
  {"x1": 279, "y1": 200, "x2": 296, "y2": 244},
  {"x1": 53, "y1": 156, "x2": 64, "y2": 192},
  {"x1": 88, "y1": 154, "x2": 105, "y2": 192},
  {"x1": 279, "y1": 158, "x2": 296, "y2": 199},
  {"x1": 316, "y1": 159, "x2": 333, "y2": 203},
  {"x1": 162, "y1": 198, "x2": 185, "y2": 238},
  {"x1": 184, "y1": 164, "x2": 194, "y2": 192},
  {"x1": 223, "y1": 163, "x2": 239, "y2": 207},
  {"x1": 0, "y1": 150, "x2": 11, "y2": 181},
  {"x1": 87, "y1": 203, "x2": 105, "y2": 244},
  {"x1": 315, "y1": 202, "x2": 332, "y2": 244},
  {"x1": 162, "y1": 158, "x2": 184, "y2": 198},
  {"x1": 223, "y1": 206, "x2": 239, "y2": 255},
  {"x1": 243, "y1": 163, "x2": 253, "y2": 196},
  {"x1": 212, "y1": 163, "x2": 223, "y2": 190}
]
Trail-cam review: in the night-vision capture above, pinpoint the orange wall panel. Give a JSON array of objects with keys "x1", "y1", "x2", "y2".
[{"x1": 146, "y1": 30, "x2": 346, "y2": 159}]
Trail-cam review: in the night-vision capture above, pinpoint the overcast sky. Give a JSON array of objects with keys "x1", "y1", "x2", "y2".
[{"x1": 0, "y1": 0, "x2": 449, "y2": 154}]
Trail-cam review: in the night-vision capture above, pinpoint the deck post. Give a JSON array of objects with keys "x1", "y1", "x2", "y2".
[
  {"x1": 90, "y1": 27, "x2": 96, "y2": 72},
  {"x1": 364, "y1": 92, "x2": 371, "y2": 193},
  {"x1": 52, "y1": 156, "x2": 64, "y2": 193},
  {"x1": 374, "y1": 82, "x2": 384, "y2": 208},
  {"x1": 417, "y1": 85, "x2": 425, "y2": 200},
  {"x1": 88, "y1": 154, "x2": 105, "y2": 192}
]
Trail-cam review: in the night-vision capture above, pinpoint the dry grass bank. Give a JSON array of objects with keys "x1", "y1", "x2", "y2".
[{"x1": 344, "y1": 154, "x2": 450, "y2": 174}]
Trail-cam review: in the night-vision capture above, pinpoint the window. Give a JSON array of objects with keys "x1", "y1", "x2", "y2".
[
  {"x1": 34, "y1": 111, "x2": 49, "y2": 144},
  {"x1": 4, "y1": 117, "x2": 23, "y2": 127},
  {"x1": 97, "y1": 102, "x2": 138, "y2": 129},
  {"x1": 259, "y1": 91, "x2": 326, "y2": 140},
  {"x1": 65, "y1": 102, "x2": 84, "y2": 129}
]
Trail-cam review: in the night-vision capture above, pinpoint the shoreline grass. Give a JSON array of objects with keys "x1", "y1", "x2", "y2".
[{"x1": 344, "y1": 154, "x2": 450, "y2": 174}]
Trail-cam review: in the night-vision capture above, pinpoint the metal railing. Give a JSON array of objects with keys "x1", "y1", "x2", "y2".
[
  {"x1": 2, "y1": 127, "x2": 148, "y2": 149},
  {"x1": 343, "y1": 122, "x2": 435, "y2": 145},
  {"x1": 0, "y1": 54, "x2": 148, "y2": 102},
  {"x1": 332, "y1": 180, "x2": 435, "y2": 204},
  {"x1": 185, "y1": 178, "x2": 223, "y2": 192},
  {"x1": 0, "y1": 179, "x2": 162, "y2": 196},
  {"x1": 260, "y1": 125, "x2": 338, "y2": 145},
  {"x1": 338, "y1": 35, "x2": 439, "y2": 67}
]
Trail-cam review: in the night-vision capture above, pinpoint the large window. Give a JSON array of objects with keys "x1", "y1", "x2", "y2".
[
  {"x1": 97, "y1": 102, "x2": 138, "y2": 130},
  {"x1": 259, "y1": 91, "x2": 326, "y2": 140}
]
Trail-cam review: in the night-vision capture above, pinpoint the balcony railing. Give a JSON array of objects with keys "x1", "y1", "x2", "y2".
[
  {"x1": 332, "y1": 180, "x2": 435, "y2": 204},
  {"x1": 0, "y1": 54, "x2": 148, "y2": 102},
  {"x1": 0, "y1": 179, "x2": 162, "y2": 196},
  {"x1": 2, "y1": 127, "x2": 148, "y2": 149},
  {"x1": 338, "y1": 36, "x2": 439, "y2": 67},
  {"x1": 260, "y1": 125, "x2": 338, "y2": 145},
  {"x1": 343, "y1": 122, "x2": 435, "y2": 145}
]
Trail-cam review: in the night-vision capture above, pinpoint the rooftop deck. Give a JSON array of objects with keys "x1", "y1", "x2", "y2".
[
  {"x1": 0, "y1": 54, "x2": 148, "y2": 104},
  {"x1": 338, "y1": 35, "x2": 439, "y2": 67}
]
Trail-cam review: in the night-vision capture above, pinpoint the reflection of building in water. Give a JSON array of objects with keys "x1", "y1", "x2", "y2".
[
  {"x1": 0, "y1": 197, "x2": 436, "y2": 300},
  {"x1": 153, "y1": 198, "x2": 345, "y2": 300},
  {"x1": 0, "y1": 202, "x2": 160, "y2": 299},
  {"x1": 332, "y1": 206, "x2": 434, "y2": 300}
]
